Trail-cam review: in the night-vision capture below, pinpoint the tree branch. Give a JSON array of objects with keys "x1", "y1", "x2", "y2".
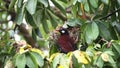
[
  {"x1": 100, "y1": 7, "x2": 120, "y2": 20},
  {"x1": 17, "y1": 23, "x2": 38, "y2": 48}
]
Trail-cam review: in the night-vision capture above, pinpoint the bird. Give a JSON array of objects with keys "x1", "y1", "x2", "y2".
[{"x1": 56, "y1": 27, "x2": 76, "y2": 53}]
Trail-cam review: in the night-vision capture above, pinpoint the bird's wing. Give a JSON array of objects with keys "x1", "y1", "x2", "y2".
[{"x1": 57, "y1": 35, "x2": 75, "y2": 53}]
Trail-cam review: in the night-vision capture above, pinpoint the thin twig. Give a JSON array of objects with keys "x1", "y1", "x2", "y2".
[{"x1": 100, "y1": 7, "x2": 120, "y2": 20}]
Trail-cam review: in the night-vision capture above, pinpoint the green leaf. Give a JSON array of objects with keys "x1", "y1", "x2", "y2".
[
  {"x1": 30, "y1": 52, "x2": 44, "y2": 67},
  {"x1": 112, "y1": 43, "x2": 120, "y2": 55},
  {"x1": 38, "y1": 0, "x2": 48, "y2": 7},
  {"x1": 32, "y1": 29, "x2": 37, "y2": 42},
  {"x1": 52, "y1": 54, "x2": 62, "y2": 68},
  {"x1": 9, "y1": 0, "x2": 17, "y2": 10},
  {"x1": 15, "y1": 8, "x2": 23, "y2": 25},
  {"x1": 89, "y1": 0, "x2": 98, "y2": 8},
  {"x1": 59, "y1": 54, "x2": 69, "y2": 68},
  {"x1": 72, "y1": 0, "x2": 78, "y2": 5},
  {"x1": 117, "y1": 0, "x2": 120, "y2": 5},
  {"x1": 78, "y1": 0, "x2": 82, "y2": 2},
  {"x1": 97, "y1": 57, "x2": 104, "y2": 68},
  {"x1": 109, "y1": 56, "x2": 117, "y2": 68},
  {"x1": 49, "y1": 43, "x2": 59, "y2": 56},
  {"x1": 97, "y1": 22, "x2": 112, "y2": 41},
  {"x1": 66, "y1": 18, "x2": 83, "y2": 27},
  {"x1": 59, "y1": 0, "x2": 67, "y2": 3},
  {"x1": 84, "y1": 0, "x2": 90, "y2": 12},
  {"x1": 72, "y1": 3, "x2": 78, "y2": 17},
  {"x1": 51, "y1": 0, "x2": 66, "y2": 15},
  {"x1": 34, "y1": 27, "x2": 43, "y2": 38},
  {"x1": 94, "y1": 56, "x2": 104, "y2": 68},
  {"x1": 72, "y1": 55, "x2": 81, "y2": 68},
  {"x1": 47, "y1": 9, "x2": 58, "y2": 28},
  {"x1": 109, "y1": 23, "x2": 118, "y2": 40},
  {"x1": 43, "y1": 60, "x2": 50, "y2": 68},
  {"x1": 15, "y1": 4, "x2": 25, "y2": 25},
  {"x1": 101, "y1": 0, "x2": 109, "y2": 5},
  {"x1": 25, "y1": 11, "x2": 37, "y2": 28},
  {"x1": 32, "y1": 10, "x2": 43, "y2": 27},
  {"x1": 85, "y1": 22, "x2": 99, "y2": 44},
  {"x1": 114, "y1": 22, "x2": 120, "y2": 36},
  {"x1": 15, "y1": 54, "x2": 26, "y2": 68},
  {"x1": 104, "y1": 51, "x2": 114, "y2": 56},
  {"x1": 26, "y1": 0, "x2": 37, "y2": 15},
  {"x1": 41, "y1": 9, "x2": 49, "y2": 33},
  {"x1": 26, "y1": 53, "x2": 37, "y2": 68},
  {"x1": 17, "y1": 0, "x2": 23, "y2": 8},
  {"x1": 41, "y1": 19, "x2": 49, "y2": 33}
]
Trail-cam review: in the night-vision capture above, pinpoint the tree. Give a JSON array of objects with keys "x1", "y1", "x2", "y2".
[{"x1": 0, "y1": 0, "x2": 120, "y2": 68}]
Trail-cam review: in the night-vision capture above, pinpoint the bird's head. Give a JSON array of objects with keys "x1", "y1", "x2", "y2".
[{"x1": 58, "y1": 28, "x2": 69, "y2": 35}]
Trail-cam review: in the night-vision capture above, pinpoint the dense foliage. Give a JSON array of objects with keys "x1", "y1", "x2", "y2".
[{"x1": 0, "y1": 0, "x2": 120, "y2": 68}]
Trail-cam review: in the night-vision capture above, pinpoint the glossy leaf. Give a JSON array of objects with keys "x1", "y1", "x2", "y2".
[
  {"x1": 108, "y1": 23, "x2": 118, "y2": 40},
  {"x1": 41, "y1": 19, "x2": 49, "y2": 33},
  {"x1": 59, "y1": 54, "x2": 70, "y2": 68},
  {"x1": 72, "y1": 3, "x2": 78, "y2": 17},
  {"x1": 112, "y1": 43, "x2": 120, "y2": 55},
  {"x1": 72, "y1": 54, "x2": 81, "y2": 68},
  {"x1": 49, "y1": 53, "x2": 59, "y2": 62},
  {"x1": 38, "y1": 0, "x2": 48, "y2": 7},
  {"x1": 15, "y1": 4, "x2": 25, "y2": 25},
  {"x1": 59, "y1": 0, "x2": 67, "y2": 3},
  {"x1": 117, "y1": 0, "x2": 120, "y2": 5},
  {"x1": 94, "y1": 56, "x2": 104, "y2": 68},
  {"x1": 72, "y1": 0, "x2": 78, "y2": 5},
  {"x1": 25, "y1": 11, "x2": 37, "y2": 28},
  {"x1": 26, "y1": 0, "x2": 37, "y2": 15},
  {"x1": 17, "y1": 0, "x2": 23, "y2": 8},
  {"x1": 85, "y1": 22, "x2": 99, "y2": 44},
  {"x1": 51, "y1": 0, "x2": 66, "y2": 15},
  {"x1": 15, "y1": 8, "x2": 23, "y2": 25},
  {"x1": 52, "y1": 54, "x2": 62, "y2": 68},
  {"x1": 101, "y1": 0, "x2": 109, "y2": 5},
  {"x1": 114, "y1": 22, "x2": 120, "y2": 36},
  {"x1": 15, "y1": 54, "x2": 26, "y2": 68},
  {"x1": 26, "y1": 52, "x2": 38, "y2": 68},
  {"x1": 41, "y1": 9, "x2": 49, "y2": 33},
  {"x1": 32, "y1": 29, "x2": 37, "y2": 42},
  {"x1": 30, "y1": 48, "x2": 44, "y2": 57},
  {"x1": 89, "y1": 0, "x2": 98, "y2": 8},
  {"x1": 30, "y1": 52, "x2": 44, "y2": 67},
  {"x1": 84, "y1": 0, "x2": 90, "y2": 12},
  {"x1": 49, "y1": 43, "x2": 59, "y2": 56},
  {"x1": 109, "y1": 56, "x2": 117, "y2": 68},
  {"x1": 78, "y1": 0, "x2": 82, "y2": 2},
  {"x1": 34, "y1": 27, "x2": 43, "y2": 38},
  {"x1": 104, "y1": 51, "x2": 114, "y2": 56},
  {"x1": 32, "y1": 10, "x2": 43, "y2": 26},
  {"x1": 66, "y1": 18, "x2": 83, "y2": 27},
  {"x1": 97, "y1": 22, "x2": 112, "y2": 41},
  {"x1": 73, "y1": 50, "x2": 89, "y2": 64},
  {"x1": 47, "y1": 9, "x2": 58, "y2": 28}
]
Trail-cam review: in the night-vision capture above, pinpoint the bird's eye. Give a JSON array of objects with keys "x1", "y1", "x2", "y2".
[{"x1": 61, "y1": 30, "x2": 65, "y2": 33}]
